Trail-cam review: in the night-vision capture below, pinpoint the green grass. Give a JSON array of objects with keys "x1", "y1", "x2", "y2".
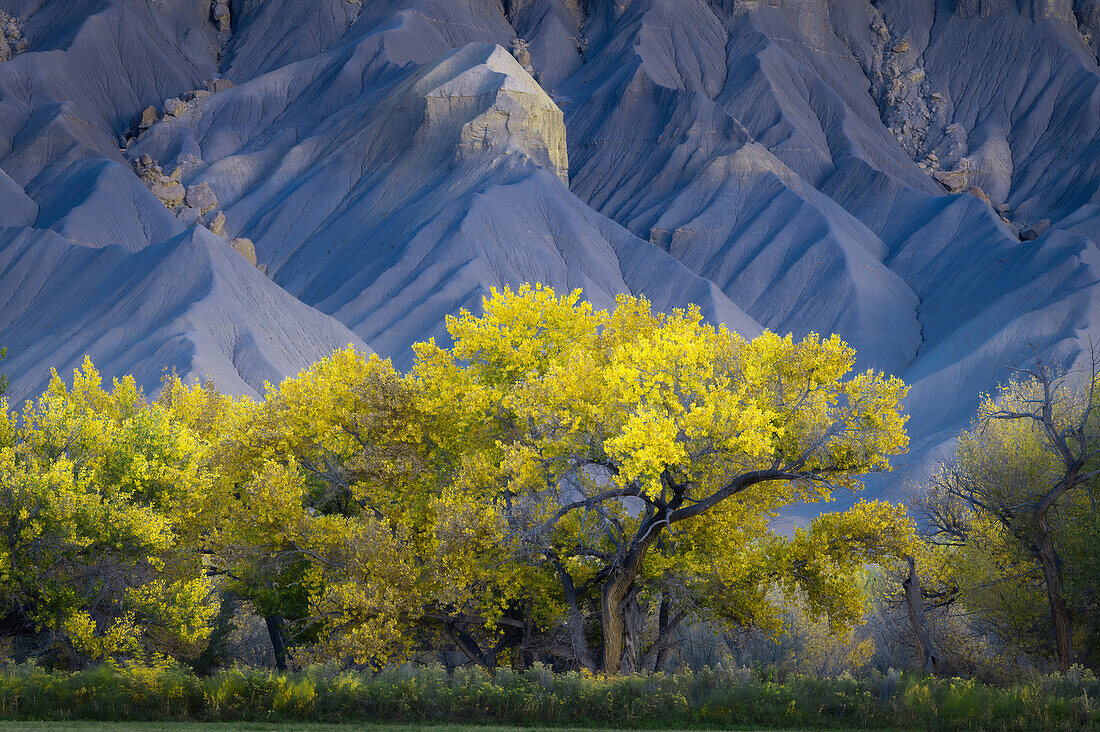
[
  {"x1": 0, "y1": 663, "x2": 1094, "y2": 731},
  {"x1": 0, "y1": 726, "x2": 894, "y2": 732}
]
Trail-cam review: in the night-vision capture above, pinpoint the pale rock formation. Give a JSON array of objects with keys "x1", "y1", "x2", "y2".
[
  {"x1": 135, "y1": 157, "x2": 187, "y2": 212},
  {"x1": 186, "y1": 182, "x2": 218, "y2": 214},
  {"x1": 967, "y1": 185, "x2": 994, "y2": 208},
  {"x1": 208, "y1": 211, "x2": 227, "y2": 238},
  {"x1": 150, "y1": 180, "x2": 185, "y2": 209},
  {"x1": 208, "y1": 78, "x2": 235, "y2": 93},
  {"x1": 511, "y1": 37, "x2": 535, "y2": 74},
  {"x1": 230, "y1": 237, "x2": 258, "y2": 266},
  {"x1": 137, "y1": 106, "x2": 160, "y2": 131},
  {"x1": 3, "y1": 0, "x2": 1100, "y2": 509},
  {"x1": 212, "y1": 1, "x2": 231, "y2": 35},
  {"x1": 0, "y1": 11, "x2": 27, "y2": 62},
  {"x1": 163, "y1": 97, "x2": 188, "y2": 118},
  {"x1": 416, "y1": 44, "x2": 569, "y2": 184},
  {"x1": 1027, "y1": 0, "x2": 1077, "y2": 22},
  {"x1": 934, "y1": 158, "x2": 975, "y2": 193},
  {"x1": 178, "y1": 207, "x2": 202, "y2": 226}
]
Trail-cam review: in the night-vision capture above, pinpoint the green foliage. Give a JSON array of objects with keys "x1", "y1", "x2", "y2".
[
  {"x1": 912, "y1": 365, "x2": 1100, "y2": 669},
  {"x1": 0, "y1": 663, "x2": 1094, "y2": 730},
  {"x1": 0, "y1": 347, "x2": 8, "y2": 399}
]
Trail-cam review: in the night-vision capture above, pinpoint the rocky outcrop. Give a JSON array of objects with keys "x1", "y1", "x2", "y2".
[
  {"x1": 415, "y1": 44, "x2": 569, "y2": 184},
  {"x1": 137, "y1": 106, "x2": 160, "y2": 132},
  {"x1": 136, "y1": 156, "x2": 184, "y2": 210},
  {"x1": 933, "y1": 158, "x2": 974, "y2": 193},
  {"x1": 122, "y1": 86, "x2": 223, "y2": 148},
  {"x1": 164, "y1": 97, "x2": 188, "y2": 117},
  {"x1": 134, "y1": 156, "x2": 225, "y2": 235},
  {"x1": 208, "y1": 78, "x2": 236, "y2": 93},
  {"x1": 0, "y1": 11, "x2": 27, "y2": 62},
  {"x1": 209, "y1": 211, "x2": 227, "y2": 239},
  {"x1": 186, "y1": 182, "x2": 219, "y2": 214},
  {"x1": 230, "y1": 237, "x2": 260, "y2": 269},
  {"x1": 4, "y1": 0, "x2": 1100, "y2": 503},
  {"x1": 230, "y1": 237, "x2": 257, "y2": 265},
  {"x1": 212, "y1": 1, "x2": 232, "y2": 37},
  {"x1": 1077, "y1": 0, "x2": 1100, "y2": 59},
  {"x1": 1026, "y1": 0, "x2": 1077, "y2": 22},
  {"x1": 859, "y1": 8, "x2": 950, "y2": 167},
  {"x1": 511, "y1": 38, "x2": 535, "y2": 75},
  {"x1": 150, "y1": 180, "x2": 186, "y2": 209}
]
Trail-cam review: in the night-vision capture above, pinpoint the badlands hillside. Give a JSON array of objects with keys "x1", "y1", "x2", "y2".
[{"x1": 0, "y1": 0, "x2": 1099, "y2": 494}]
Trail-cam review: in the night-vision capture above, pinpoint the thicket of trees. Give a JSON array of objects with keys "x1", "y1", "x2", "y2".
[
  {"x1": 903, "y1": 353, "x2": 1100, "y2": 675},
  {"x1": 0, "y1": 286, "x2": 1095, "y2": 678}
]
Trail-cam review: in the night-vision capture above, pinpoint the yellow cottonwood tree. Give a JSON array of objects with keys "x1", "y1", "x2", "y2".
[
  {"x1": 198, "y1": 348, "x2": 528, "y2": 669},
  {"x1": 414, "y1": 284, "x2": 914, "y2": 673},
  {"x1": 0, "y1": 360, "x2": 216, "y2": 666}
]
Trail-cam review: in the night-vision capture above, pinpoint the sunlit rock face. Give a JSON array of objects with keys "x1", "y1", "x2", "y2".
[{"x1": 1, "y1": 0, "x2": 1099, "y2": 500}]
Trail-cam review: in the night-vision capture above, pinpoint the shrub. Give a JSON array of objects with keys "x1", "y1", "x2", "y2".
[{"x1": 0, "y1": 662, "x2": 1094, "y2": 730}]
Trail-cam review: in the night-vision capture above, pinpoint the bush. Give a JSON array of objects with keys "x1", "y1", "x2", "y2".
[{"x1": 0, "y1": 662, "x2": 1094, "y2": 730}]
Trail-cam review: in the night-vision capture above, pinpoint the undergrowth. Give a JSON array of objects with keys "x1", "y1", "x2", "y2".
[{"x1": 0, "y1": 662, "x2": 1094, "y2": 730}]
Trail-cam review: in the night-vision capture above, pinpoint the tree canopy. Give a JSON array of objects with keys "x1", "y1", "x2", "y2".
[
  {"x1": 413, "y1": 284, "x2": 915, "y2": 673},
  {"x1": 912, "y1": 355, "x2": 1100, "y2": 671},
  {"x1": 0, "y1": 284, "x2": 922, "y2": 674},
  {"x1": 0, "y1": 360, "x2": 215, "y2": 665}
]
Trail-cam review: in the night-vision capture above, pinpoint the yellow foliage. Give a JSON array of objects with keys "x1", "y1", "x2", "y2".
[
  {"x1": 0, "y1": 360, "x2": 216, "y2": 664},
  {"x1": 0, "y1": 284, "x2": 916, "y2": 671},
  {"x1": 414, "y1": 284, "x2": 912, "y2": 659}
]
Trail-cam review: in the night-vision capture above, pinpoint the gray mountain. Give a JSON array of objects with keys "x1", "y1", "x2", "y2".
[{"x1": 0, "y1": 0, "x2": 1098, "y2": 495}]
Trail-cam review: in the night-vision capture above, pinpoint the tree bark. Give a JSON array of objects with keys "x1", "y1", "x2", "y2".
[
  {"x1": 194, "y1": 591, "x2": 238, "y2": 675},
  {"x1": 601, "y1": 518, "x2": 665, "y2": 674},
  {"x1": 620, "y1": 589, "x2": 644, "y2": 674},
  {"x1": 447, "y1": 624, "x2": 492, "y2": 669},
  {"x1": 653, "y1": 597, "x2": 672, "y2": 672},
  {"x1": 641, "y1": 597, "x2": 681, "y2": 672},
  {"x1": 902, "y1": 555, "x2": 938, "y2": 673},
  {"x1": 554, "y1": 562, "x2": 597, "y2": 672},
  {"x1": 601, "y1": 574, "x2": 630, "y2": 674},
  {"x1": 1033, "y1": 511, "x2": 1074, "y2": 670},
  {"x1": 265, "y1": 615, "x2": 288, "y2": 672}
]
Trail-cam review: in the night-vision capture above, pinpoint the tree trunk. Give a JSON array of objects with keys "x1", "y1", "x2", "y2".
[
  {"x1": 641, "y1": 597, "x2": 679, "y2": 672},
  {"x1": 600, "y1": 518, "x2": 665, "y2": 674},
  {"x1": 447, "y1": 624, "x2": 492, "y2": 669},
  {"x1": 620, "y1": 590, "x2": 645, "y2": 674},
  {"x1": 265, "y1": 615, "x2": 288, "y2": 672},
  {"x1": 653, "y1": 597, "x2": 672, "y2": 672},
  {"x1": 902, "y1": 555, "x2": 938, "y2": 673},
  {"x1": 555, "y1": 563, "x2": 597, "y2": 672},
  {"x1": 601, "y1": 574, "x2": 630, "y2": 674},
  {"x1": 1033, "y1": 511, "x2": 1074, "y2": 670},
  {"x1": 194, "y1": 591, "x2": 238, "y2": 675}
]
